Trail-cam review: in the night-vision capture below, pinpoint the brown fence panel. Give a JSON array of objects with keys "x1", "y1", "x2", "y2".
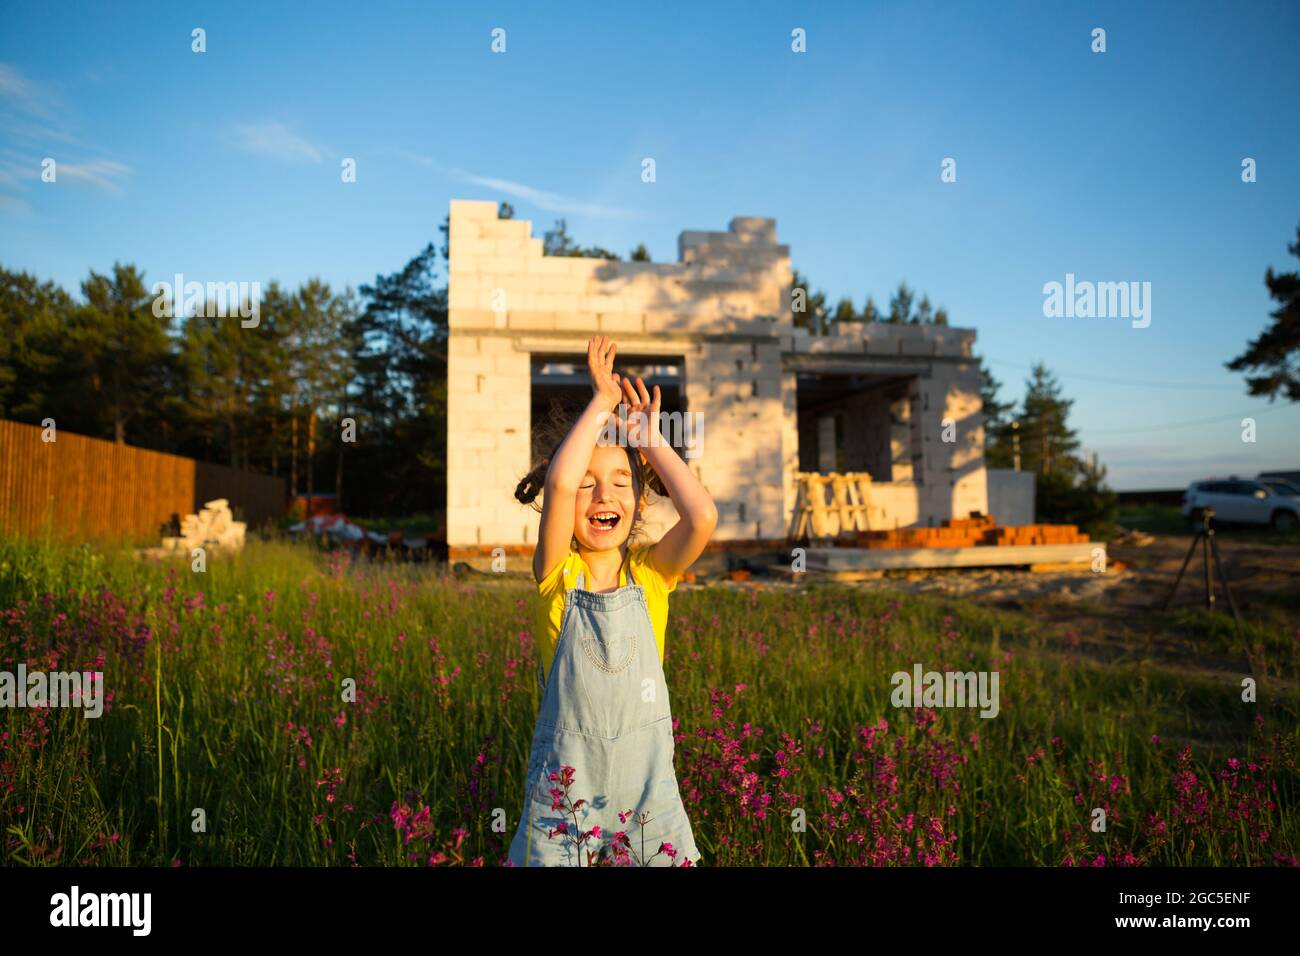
[
  {"x1": 0, "y1": 419, "x2": 285, "y2": 540},
  {"x1": 194, "y1": 461, "x2": 286, "y2": 527}
]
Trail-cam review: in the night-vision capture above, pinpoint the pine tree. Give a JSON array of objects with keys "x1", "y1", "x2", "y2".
[
  {"x1": 1226, "y1": 222, "x2": 1300, "y2": 402},
  {"x1": 1017, "y1": 363, "x2": 1080, "y2": 478},
  {"x1": 914, "y1": 295, "x2": 933, "y2": 325},
  {"x1": 543, "y1": 219, "x2": 620, "y2": 259},
  {"x1": 0, "y1": 267, "x2": 77, "y2": 424},
  {"x1": 179, "y1": 300, "x2": 262, "y2": 469},
  {"x1": 350, "y1": 231, "x2": 449, "y2": 514},
  {"x1": 888, "y1": 282, "x2": 914, "y2": 324},
  {"x1": 978, "y1": 360, "x2": 1016, "y2": 469},
  {"x1": 77, "y1": 263, "x2": 174, "y2": 444},
  {"x1": 790, "y1": 269, "x2": 829, "y2": 333},
  {"x1": 831, "y1": 296, "x2": 858, "y2": 326},
  {"x1": 543, "y1": 219, "x2": 577, "y2": 256},
  {"x1": 294, "y1": 279, "x2": 356, "y2": 508},
  {"x1": 1000, "y1": 362, "x2": 1117, "y2": 535},
  {"x1": 253, "y1": 282, "x2": 295, "y2": 478}
]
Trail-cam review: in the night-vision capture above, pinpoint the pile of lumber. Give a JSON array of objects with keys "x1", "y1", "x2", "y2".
[
  {"x1": 845, "y1": 514, "x2": 1089, "y2": 549},
  {"x1": 161, "y1": 499, "x2": 247, "y2": 553}
]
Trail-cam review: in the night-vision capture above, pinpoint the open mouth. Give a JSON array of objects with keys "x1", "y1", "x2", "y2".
[{"x1": 587, "y1": 511, "x2": 621, "y2": 533}]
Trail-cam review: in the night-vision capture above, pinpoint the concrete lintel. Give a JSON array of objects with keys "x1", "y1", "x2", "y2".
[
  {"x1": 784, "y1": 354, "x2": 936, "y2": 377},
  {"x1": 512, "y1": 333, "x2": 703, "y2": 355},
  {"x1": 509, "y1": 331, "x2": 791, "y2": 352}
]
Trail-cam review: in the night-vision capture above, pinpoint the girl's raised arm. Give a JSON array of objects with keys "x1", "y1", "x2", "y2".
[
  {"x1": 533, "y1": 336, "x2": 624, "y2": 584},
  {"x1": 621, "y1": 376, "x2": 719, "y2": 581}
]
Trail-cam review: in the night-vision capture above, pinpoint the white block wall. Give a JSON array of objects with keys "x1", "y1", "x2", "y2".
[{"x1": 446, "y1": 199, "x2": 990, "y2": 549}]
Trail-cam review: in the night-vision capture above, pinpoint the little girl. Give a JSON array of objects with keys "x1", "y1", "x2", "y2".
[{"x1": 507, "y1": 335, "x2": 717, "y2": 867}]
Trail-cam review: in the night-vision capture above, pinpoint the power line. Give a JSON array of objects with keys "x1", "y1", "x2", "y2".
[
  {"x1": 985, "y1": 359, "x2": 1240, "y2": 391},
  {"x1": 1084, "y1": 404, "x2": 1290, "y2": 434}
]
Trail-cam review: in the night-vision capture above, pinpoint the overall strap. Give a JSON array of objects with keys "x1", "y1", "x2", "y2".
[{"x1": 540, "y1": 562, "x2": 584, "y2": 693}]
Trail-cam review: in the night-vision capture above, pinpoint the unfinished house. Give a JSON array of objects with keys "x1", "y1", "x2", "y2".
[{"x1": 446, "y1": 199, "x2": 1014, "y2": 555}]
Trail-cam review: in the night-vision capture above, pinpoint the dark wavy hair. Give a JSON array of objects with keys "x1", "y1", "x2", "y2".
[{"x1": 514, "y1": 402, "x2": 669, "y2": 546}]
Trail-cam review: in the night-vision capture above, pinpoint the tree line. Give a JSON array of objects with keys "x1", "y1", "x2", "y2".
[
  {"x1": 3, "y1": 202, "x2": 1196, "y2": 531},
  {"x1": 0, "y1": 233, "x2": 448, "y2": 518},
  {"x1": 791, "y1": 272, "x2": 950, "y2": 333}
]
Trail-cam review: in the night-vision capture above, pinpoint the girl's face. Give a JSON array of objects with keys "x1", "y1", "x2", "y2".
[{"x1": 573, "y1": 444, "x2": 638, "y2": 552}]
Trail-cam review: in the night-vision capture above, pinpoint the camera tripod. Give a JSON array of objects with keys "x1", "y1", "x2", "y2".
[{"x1": 1160, "y1": 506, "x2": 1240, "y2": 624}]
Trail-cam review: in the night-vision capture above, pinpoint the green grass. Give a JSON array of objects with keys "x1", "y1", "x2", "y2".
[
  {"x1": 1118, "y1": 504, "x2": 1300, "y2": 545},
  {"x1": 0, "y1": 536, "x2": 1295, "y2": 866},
  {"x1": 1116, "y1": 504, "x2": 1190, "y2": 535}
]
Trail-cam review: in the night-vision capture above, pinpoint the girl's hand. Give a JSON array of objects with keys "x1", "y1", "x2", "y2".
[
  {"x1": 621, "y1": 375, "x2": 661, "y2": 450},
  {"x1": 588, "y1": 335, "x2": 623, "y2": 411}
]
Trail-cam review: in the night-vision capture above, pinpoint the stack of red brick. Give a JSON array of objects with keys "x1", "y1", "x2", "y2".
[{"x1": 846, "y1": 514, "x2": 1089, "y2": 549}]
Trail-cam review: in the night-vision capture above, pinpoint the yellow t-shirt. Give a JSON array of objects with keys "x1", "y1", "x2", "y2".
[{"x1": 533, "y1": 545, "x2": 677, "y2": 689}]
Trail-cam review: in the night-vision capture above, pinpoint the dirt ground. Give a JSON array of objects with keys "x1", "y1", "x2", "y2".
[
  {"x1": 839, "y1": 535, "x2": 1296, "y2": 612},
  {"x1": 688, "y1": 534, "x2": 1297, "y2": 606},
  {"x1": 675, "y1": 534, "x2": 1300, "y2": 690}
]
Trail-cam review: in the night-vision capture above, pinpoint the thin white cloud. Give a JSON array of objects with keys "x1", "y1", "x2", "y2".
[
  {"x1": 451, "y1": 168, "x2": 640, "y2": 221},
  {"x1": 0, "y1": 152, "x2": 130, "y2": 193},
  {"x1": 54, "y1": 158, "x2": 131, "y2": 192},
  {"x1": 0, "y1": 151, "x2": 21, "y2": 187},
  {"x1": 0, "y1": 64, "x2": 131, "y2": 213},
  {"x1": 391, "y1": 147, "x2": 437, "y2": 169},
  {"x1": 0, "y1": 194, "x2": 31, "y2": 214},
  {"x1": 389, "y1": 149, "x2": 640, "y2": 221},
  {"x1": 228, "y1": 121, "x2": 324, "y2": 164},
  {"x1": 0, "y1": 62, "x2": 52, "y2": 118},
  {"x1": 0, "y1": 62, "x2": 80, "y2": 145}
]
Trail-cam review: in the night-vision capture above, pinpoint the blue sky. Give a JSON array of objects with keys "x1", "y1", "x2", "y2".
[{"x1": 2, "y1": 0, "x2": 1298, "y2": 489}]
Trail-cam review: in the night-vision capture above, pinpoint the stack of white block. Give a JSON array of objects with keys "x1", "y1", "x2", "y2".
[{"x1": 162, "y1": 499, "x2": 247, "y2": 553}]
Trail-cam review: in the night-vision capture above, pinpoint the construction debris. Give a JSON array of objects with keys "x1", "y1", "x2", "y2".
[
  {"x1": 1111, "y1": 525, "x2": 1156, "y2": 547},
  {"x1": 288, "y1": 513, "x2": 445, "y2": 562},
  {"x1": 161, "y1": 499, "x2": 247, "y2": 553},
  {"x1": 289, "y1": 512, "x2": 385, "y2": 544}
]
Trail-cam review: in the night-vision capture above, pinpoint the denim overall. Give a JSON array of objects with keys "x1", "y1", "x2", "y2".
[{"x1": 507, "y1": 561, "x2": 700, "y2": 867}]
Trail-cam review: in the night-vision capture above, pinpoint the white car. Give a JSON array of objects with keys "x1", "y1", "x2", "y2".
[
  {"x1": 1261, "y1": 477, "x2": 1300, "y2": 498},
  {"x1": 1182, "y1": 477, "x2": 1300, "y2": 531}
]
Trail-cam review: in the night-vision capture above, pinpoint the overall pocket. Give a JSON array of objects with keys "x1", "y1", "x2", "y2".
[
  {"x1": 525, "y1": 734, "x2": 549, "y2": 803},
  {"x1": 580, "y1": 629, "x2": 638, "y2": 674}
]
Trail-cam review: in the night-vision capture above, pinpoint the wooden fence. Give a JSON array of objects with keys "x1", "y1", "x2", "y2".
[{"x1": 0, "y1": 419, "x2": 286, "y2": 540}]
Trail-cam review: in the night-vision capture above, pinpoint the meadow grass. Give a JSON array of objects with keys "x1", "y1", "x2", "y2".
[{"x1": 0, "y1": 536, "x2": 1295, "y2": 866}]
